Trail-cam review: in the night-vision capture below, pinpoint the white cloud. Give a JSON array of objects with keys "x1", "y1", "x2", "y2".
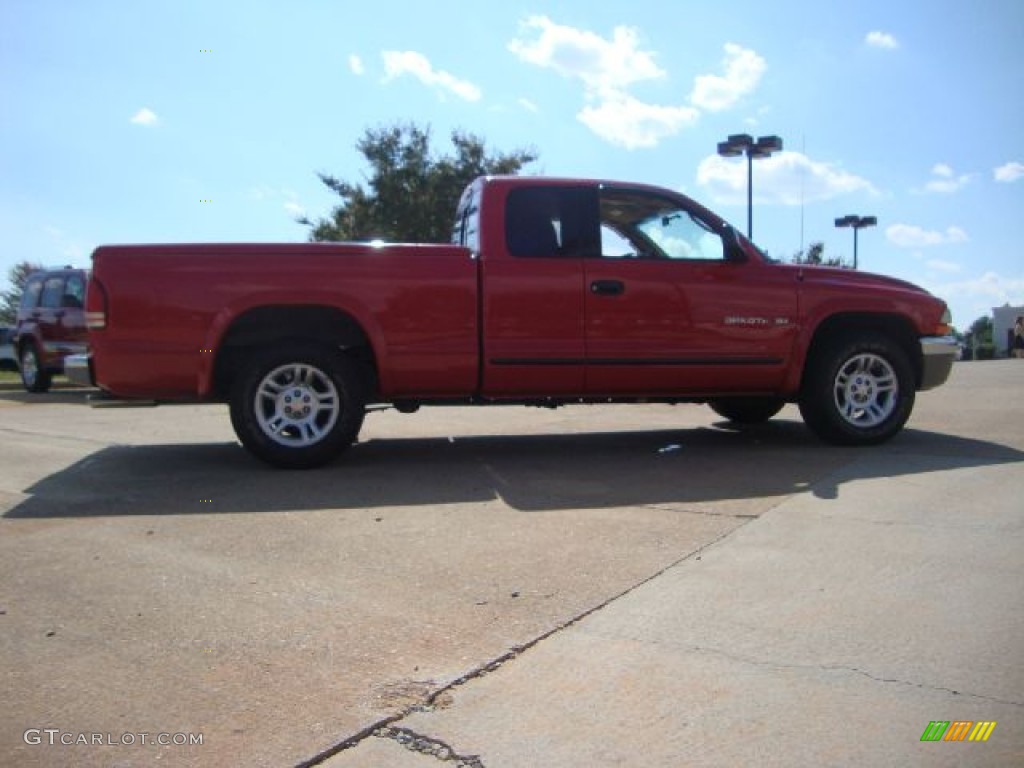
[
  {"x1": 696, "y1": 151, "x2": 876, "y2": 206},
  {"x1": 247, "y1": 184, "x2": 274, "y2": 201},
  {"x1": 994, "y1": 161, "x2": 1024, "y2": 183},
  {"x1": 508, "y1": 15, "x2": 665, "y2": 92},
  {"x1": 281, "y1": 189, "x2": 305, "y2": 218},
  {"x1": 249, "y1": 185, "x2": 305, "y2": 218},
  {"x1": 517, "y1": 97, "x2": 539, "y2": 113},
  {"x1": 923, "y1": 163, "x2": 971, "y2": 194},
  {"x1": 130, "y1": 108, "x2": 159, "y2": 126},
  {"x1": 915, "y1": 271, "x2": 1024, "y2": 329},
  {"x1": 931, "y1": 272, "x2": 1024, "y2": 312},
  {"x1": 886, "y1": 224, "x2": 969, "y2": 248},
  {"x1": 381, "y1": 51, "x2": 481, "y2": 102},
  {"x1": 509, "y1": 18, "x2": 768, "y2": 149},
  {"x1": 348, "y1": 54, "x2": 365, "y2": 76},
  {"x1": 580, "y1": 92, "x2": 699, "y2": 150},
  {"x1": 866, "y1": 31, "x2": 899, "y2": 50},
  {"x1": 509, "y1": 16, "x2": 705, "y2": 150},
  {"x1": 690, "y1": 43, "x2": 766, "y2": 112}
]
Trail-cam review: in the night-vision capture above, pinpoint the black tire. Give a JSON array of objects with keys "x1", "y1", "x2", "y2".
[
  {"x1": 20, "y1": 344, "x2": 52, "y2": 393},
  {"x1": 229, "y1": 344, "x2": 367, "y2": 469},
  {"x1": 799, "y1": 334, "x2": 915, "y2": 445},
  {"x1": 709, "y1": 397, "x2": 785, "y2": 424}
]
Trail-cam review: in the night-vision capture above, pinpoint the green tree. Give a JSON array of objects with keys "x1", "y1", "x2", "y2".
[
  {"x1": 1, "y1": 261, "x2": 44, "y2": 324},
  {"x1": 967, "y1": 315, "x2": 993, "y2": 343},
  {"x1": 301, "y1": 123, "x2": 538, "y2": 243},
  {"x1": 965, "y1": 314, "x2": 995, "y2": 359},
  {"x1": 791, "y1": 241, "x2": 846, "y2": 268}
]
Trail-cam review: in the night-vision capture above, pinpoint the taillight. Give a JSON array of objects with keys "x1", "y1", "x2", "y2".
[{"x1": 85, "y1": 278, "x2": 108, "y2": 330}]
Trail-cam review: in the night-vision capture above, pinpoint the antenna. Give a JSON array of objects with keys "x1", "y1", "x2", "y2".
[{"x1": 799, "y1": 134, "x2": 806, "y2": 256}]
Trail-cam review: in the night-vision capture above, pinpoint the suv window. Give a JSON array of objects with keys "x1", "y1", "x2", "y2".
[
  {"x1": 40, "y1": 276, "x2": 66, "y2": 309},
  {"x1": 20, "y1": 276, "x2": 43, "y2": 310},
  {"x1": 63, "y1": 273, "x2": 85, "y2": 308}
]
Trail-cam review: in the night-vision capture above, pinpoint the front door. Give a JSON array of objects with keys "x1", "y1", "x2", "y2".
[{"x1": 584, "y1": 187, "x2": 798, "y2": 395}]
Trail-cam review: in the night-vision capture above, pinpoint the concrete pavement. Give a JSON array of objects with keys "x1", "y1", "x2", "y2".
[
  {"x1": 325, "y1": 362, "x2": 1024, "y2": 767},
  {"x1": 0, "y1": 384, "x2": 815, "y2": 766},
  {"x1": 1, "y1": 361, "x2": 1022, "y2": 766}
]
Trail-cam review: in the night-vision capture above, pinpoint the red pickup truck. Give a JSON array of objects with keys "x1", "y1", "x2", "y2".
[{"x1": 71, "y1": 176, "x2": 957, "y2": 468}]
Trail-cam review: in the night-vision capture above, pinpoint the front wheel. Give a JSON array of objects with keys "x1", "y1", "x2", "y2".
[
  {"x1": 229, "y1": 344, "x2": 367, "y2": 469},
  {"x1": 20, "y1": 344, "x2": 52, "y2": 393},
  {"x1": 799, "y1": 335, "x2": 915, "y2": 445}
]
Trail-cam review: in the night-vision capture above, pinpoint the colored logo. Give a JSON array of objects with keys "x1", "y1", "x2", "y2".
[{"x1": 920, "y1": 721, "x2": 996, "y2": 742}]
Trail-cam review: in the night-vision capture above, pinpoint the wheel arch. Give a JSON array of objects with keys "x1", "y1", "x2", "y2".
[
  {"x1": 800, "y1": 312, "x2": 922, "y2": 393},
  {"x1": 16, "y1": 331, "x2": 39, "y2": 358},
  {"x1": 210, "y1": 305, "x2": 378, "y2": 400}
]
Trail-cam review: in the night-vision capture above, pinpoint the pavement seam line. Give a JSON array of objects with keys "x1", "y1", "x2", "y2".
[
  {"x1": 294, "y1": 520, "x2": 756, "y2": 767},
  {"x1": 374, "y1": 725, "x2": 485, "y2": 767},
  {"x1": 0, "y1": 425, "x2": 114, "y2": 447}
]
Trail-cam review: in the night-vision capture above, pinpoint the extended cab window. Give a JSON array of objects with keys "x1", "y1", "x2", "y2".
[
  {"x1": 505, "y1": 187, "x2": 599, "y2": 257},
  {"x1": 451, "y1": 183, "x2": 480, "y2": 251},
  {"x1": 600, "y1": 189, "x2": 724, "y2": 261}
]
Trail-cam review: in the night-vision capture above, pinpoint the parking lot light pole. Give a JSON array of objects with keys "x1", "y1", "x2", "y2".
[
  {"x1": 716, "y1": 134, "x2": 783, "y2": 240},
  {"x1": 834, "y1": 214, "x2": 877, "y2": 270}
]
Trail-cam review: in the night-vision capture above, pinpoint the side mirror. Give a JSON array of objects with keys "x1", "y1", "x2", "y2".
[{"x1": 722, "y1": 226, "x2": 748, "y2": 263}]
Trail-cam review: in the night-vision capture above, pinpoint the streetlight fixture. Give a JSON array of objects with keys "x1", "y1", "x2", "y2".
[
  {"x1": 834, "y1": 214, "x2": 877, "y2": 270},
  {"x1": 716, "y1": 133, "x2": 783, "y2": 240}
]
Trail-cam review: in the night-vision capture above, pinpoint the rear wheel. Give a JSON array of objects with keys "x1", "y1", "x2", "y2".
[
  {"x1": 20, "y1": 344, "x2": 52, "y2": 393},
  {"x1": 709, "y1": 397, "x2": 785, "y2": 424},
  {"x1": 799, "y1": 334, "x2": 915, "y2": 445},
  {"x1": 229, "y1": 344, "x2": 366, "y2": 469}
]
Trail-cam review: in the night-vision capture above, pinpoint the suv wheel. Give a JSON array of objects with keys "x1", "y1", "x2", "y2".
[{"x1": 20, "y1": 344, "x2": 52, "y2": 393}]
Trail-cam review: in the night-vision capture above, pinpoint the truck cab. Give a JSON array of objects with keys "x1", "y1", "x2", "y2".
[{"x1": 456, "y1": 177, "x2": 799, "y2": 398}]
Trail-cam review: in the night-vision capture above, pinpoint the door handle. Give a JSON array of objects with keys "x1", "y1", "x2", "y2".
[{"x1": 590, "y1": 279, "x2": 625, "y2": 296}]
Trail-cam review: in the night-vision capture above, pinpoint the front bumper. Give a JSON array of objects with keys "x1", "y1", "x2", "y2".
[
  {"x1": 64, "y1": 353, "x2": 94, "y2": 388},
  {"x1": 919, "y1": 336, "x2": 958, "y2": 390}
]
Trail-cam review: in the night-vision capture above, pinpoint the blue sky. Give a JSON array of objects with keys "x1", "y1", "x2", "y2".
[{"x1": 2, "y1": 0, "x2": 1022, "y2": 330}]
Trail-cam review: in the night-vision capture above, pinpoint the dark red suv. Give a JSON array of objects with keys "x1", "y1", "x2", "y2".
[{"x1": 13, "y1": 268, "x2": 88, "y2": 392}]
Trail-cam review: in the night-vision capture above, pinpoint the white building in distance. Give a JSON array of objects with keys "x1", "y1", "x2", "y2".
[{"x1": 992, "y1": 304, "x2": 1024, "y2": 356}]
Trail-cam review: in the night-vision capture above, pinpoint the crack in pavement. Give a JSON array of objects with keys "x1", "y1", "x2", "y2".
[
  {"x1": 295, "y1": 521, "x2": 755, "y2": 767},
  {"x1": 374, "y1": 726, "x2": 484, "y2": 767},
  {"x1": 582, "y1": 629, "x2": 1024, "y2": 708},
  {"x1": 640, "y1": 503, "x2": 760, "y2": 519}
]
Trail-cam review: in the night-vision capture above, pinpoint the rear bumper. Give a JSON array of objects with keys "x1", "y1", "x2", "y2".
[
  {"x1": 919, "y1": 336, "x2": 958, "y2": 390},
  {"x1": 64, "y1": 353, "x2": 94, "y2": 388}
]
